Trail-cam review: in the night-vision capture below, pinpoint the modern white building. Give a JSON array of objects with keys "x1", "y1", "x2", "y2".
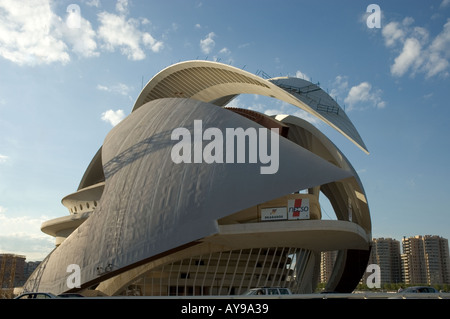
[{"x1": 24, "y1": 60, "x2": 372, "y2": 296}]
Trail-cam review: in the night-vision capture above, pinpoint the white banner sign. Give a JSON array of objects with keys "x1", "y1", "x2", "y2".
[
  {"x1": 261, "y1": 207, "x2": 287, "y2": 221},
  {"x1": 287, "y1": 198, "x2": 310, "y2": 220}
]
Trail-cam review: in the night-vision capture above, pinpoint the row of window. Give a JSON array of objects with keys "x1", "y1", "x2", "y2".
[{"x1": 70, "y1": 201, "x2": 98, "y2": 214}]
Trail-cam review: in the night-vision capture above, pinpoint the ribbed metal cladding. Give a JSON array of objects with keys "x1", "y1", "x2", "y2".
[
  {"x1": 119, "y1": 247, "x2": 314, "y2": 296},
  {"x1": 144, "y1": 66, "x2": 270, "y2": 103}
]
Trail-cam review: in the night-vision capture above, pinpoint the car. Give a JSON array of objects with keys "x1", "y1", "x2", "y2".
[
  {"x1": 388, "y1": 286, "x2": 442, "y2": 299},
  {"x1": 57, "y1": 293, "x2": 85, "y2": 298},
  {"x1": 400, "y1": 286, "x2": 439, "y2": 293},
  {"x1": 14, "y1": 292, "x2": 58, "y2": 299},
  {"x1": 242, "y1": 287, "x2": 292, "y2": 295}
]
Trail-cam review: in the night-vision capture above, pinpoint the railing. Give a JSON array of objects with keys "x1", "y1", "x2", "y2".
[{"x1": 271, "y1": 81, "x2": 340, "y2": 115}]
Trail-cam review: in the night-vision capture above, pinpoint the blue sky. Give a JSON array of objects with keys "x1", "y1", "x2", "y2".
[{"x1": 0, "y1": 0, "x2": 449, "y2": 261}]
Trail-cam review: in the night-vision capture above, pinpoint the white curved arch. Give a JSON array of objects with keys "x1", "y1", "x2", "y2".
[
  {"x1": 274, "y1": 114, "x2": 371, "y2": 234},
  {"x1": 133, "y1": 60, "x2": 368, "y2": 154}
]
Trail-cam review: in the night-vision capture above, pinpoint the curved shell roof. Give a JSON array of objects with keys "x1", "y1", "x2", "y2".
[
  {"x1": 24, "y1": 61, "x2": 371, "y2": 295},
  {"x1": 133, "y1": 60, "x2": 368, "y2": 154},
  {"x1": 25, "y1": 98, "x2": 360, "y2": 294}
]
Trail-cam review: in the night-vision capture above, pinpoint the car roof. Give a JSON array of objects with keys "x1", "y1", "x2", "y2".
[{"x1": 15, "y1": 292, "x2": 57, "y2": 298}]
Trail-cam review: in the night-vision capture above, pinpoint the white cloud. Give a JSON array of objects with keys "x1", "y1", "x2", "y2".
[
  {"x1": 141, "y1": 17, "x2": 151, "y2": 25},
  {"x1": 243, "y1": 96, "x2": 322, "y2": 126},
  {"x1": 224, "y1": 96, "x2": 244, "y2": 109},
  {"x1": 330, "y1": 76, "x2": 385, "y2": 111},
  {"x1": 200, "y1": 32, "x2": 216, "y2": 54},
  {"x1": 142, "y1": 32, "x2": 164, "y2": 53},
  {"x1": 238, "y1": 43, "x2": 251, "y2": 49},
  {"x1": 0, "y1": 212, "x2": 50, "y2": 236},
  {"x1": 0, "y1": 211, "x2": 55, "y2": 260},
  {"x1": 0, "y1": 0, "x2": 70, "y2": 65},
  {"x1": 97, "y1": 83, "x2": 132, "y2": 96},
  {"x1": 0, "y1": 0, "x2": 163, "y2": 66},
  {"x1": 0, "y1": 154, "x2": 9, "y2": 163},
  {"x1": 116, "y1": 0, "x2": 129, "y2": 15},
  {"x1": 0, "y1": 234, "x2": 54, "y2": 261},
  {"x1": 391, "y1": 37, "x2": 422, "y2": 77},
  {"x1": 95, "y1": 1, "x2": 163, "y2": 58},
  {"x1": 430, "y1": 20, "x2": 450, "y2": 53},
  {"x1": 422, "y1": 52, "x2": 449, "y2": 78},
  {"x1": 263, "y1": 109, "x2": 281, "y2": 116},
  {"x1": 62, "y1": 10, "x2": 99, "y2": 58},
  {"x1": 329, "y1": 75, "x2": 349, "y2": 102},
  {"x1": 84, "y1": 0, "x2": 101, "y2": 7},
  {"x1": 412, "y1": 26, "x2": 430, "y2": 44},
  {"x1": 290, "y1": 109, "x2": 322, "y2": 125},
  {"x1": 97, "y1": 11, "x2": 163, "y2": 60},
  {"x1": 219, "y1": 47, "x2": 230, "y2": 55},
  {"x1": 344, "y1": 82, "x2": 386, "y2": 111},
  {"x1": 101, "y1": 109, "x2": 126, "y2": 126},
  {"x1": 382, "y1": 21, "x2": 405, "y2": 47},
  {"x1": 441, "y1": 0, "x2": 450, "y2": 8},
  {"x1": 345, "y1": 82, "x2": 372, "y2": 106},
  {"x1": 295, "y1": 70, "x2": 311, "y2": 81},
  {"x1": 383, "y1": 17, "x2": 450, "y2": 78}
]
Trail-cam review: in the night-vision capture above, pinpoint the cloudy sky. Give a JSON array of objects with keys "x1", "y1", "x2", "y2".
[{"x1": 1, "y1": 0, "x2": 450, "y2": 261}]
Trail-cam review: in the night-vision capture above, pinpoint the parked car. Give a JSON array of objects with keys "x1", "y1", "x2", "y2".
[
  {"x1": 388, "y1": 286, "x2": 442, "y2": 299},
  {"x1": 243, "y1": 287, "x2": 292, "y2": 295},
  {"x1": 57, "y1": 293, "x2": 85, "y2": 298},
  {"x1": 14, "y1": 292, "x2": 58, "y2": 299},
  {"x1": 400, "y1": 286, "x2": 439, "y2": 293}
]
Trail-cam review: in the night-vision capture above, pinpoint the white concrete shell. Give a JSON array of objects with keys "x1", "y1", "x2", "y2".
[{"x1": 24, "y1": 61, "x2": 371, "y2": 296}]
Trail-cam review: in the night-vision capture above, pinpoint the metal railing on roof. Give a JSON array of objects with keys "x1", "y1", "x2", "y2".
[
  {"x1": 254, "y1": 71, "x2": 341, "y2": 115},
  {"x1": 273, "y1": 81, "x2": 340, "y2": 115}
]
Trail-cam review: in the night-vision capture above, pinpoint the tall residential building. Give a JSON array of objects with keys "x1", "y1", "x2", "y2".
[
  {"x1": 401, "y1": 235, "x2": 450, "y2": 285},
  {"x1": 366, "y1": 238, "x2": 402, "y2": 284},
  {"x1": 0, "y1": 254, "x2": 26, "y2": 298},
  {"x1": 320, "y1": 251, "x2": 338, "y2": 283},
  {"x1": 0, "y1": 254, "x2": 26, "y2": 288}
]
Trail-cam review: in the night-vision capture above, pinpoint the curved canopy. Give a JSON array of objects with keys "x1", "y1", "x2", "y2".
[{"x1": 133, "y1": 60, "x2": 368, "y2": 154}]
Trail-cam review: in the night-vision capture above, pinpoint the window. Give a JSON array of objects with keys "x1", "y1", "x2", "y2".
[
  {"x1": 279, "y1": 288, "x2": 290, "y2": 295},
  {"x1": 268, "y1": 288, "x2": 278, "y2": 295}
]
